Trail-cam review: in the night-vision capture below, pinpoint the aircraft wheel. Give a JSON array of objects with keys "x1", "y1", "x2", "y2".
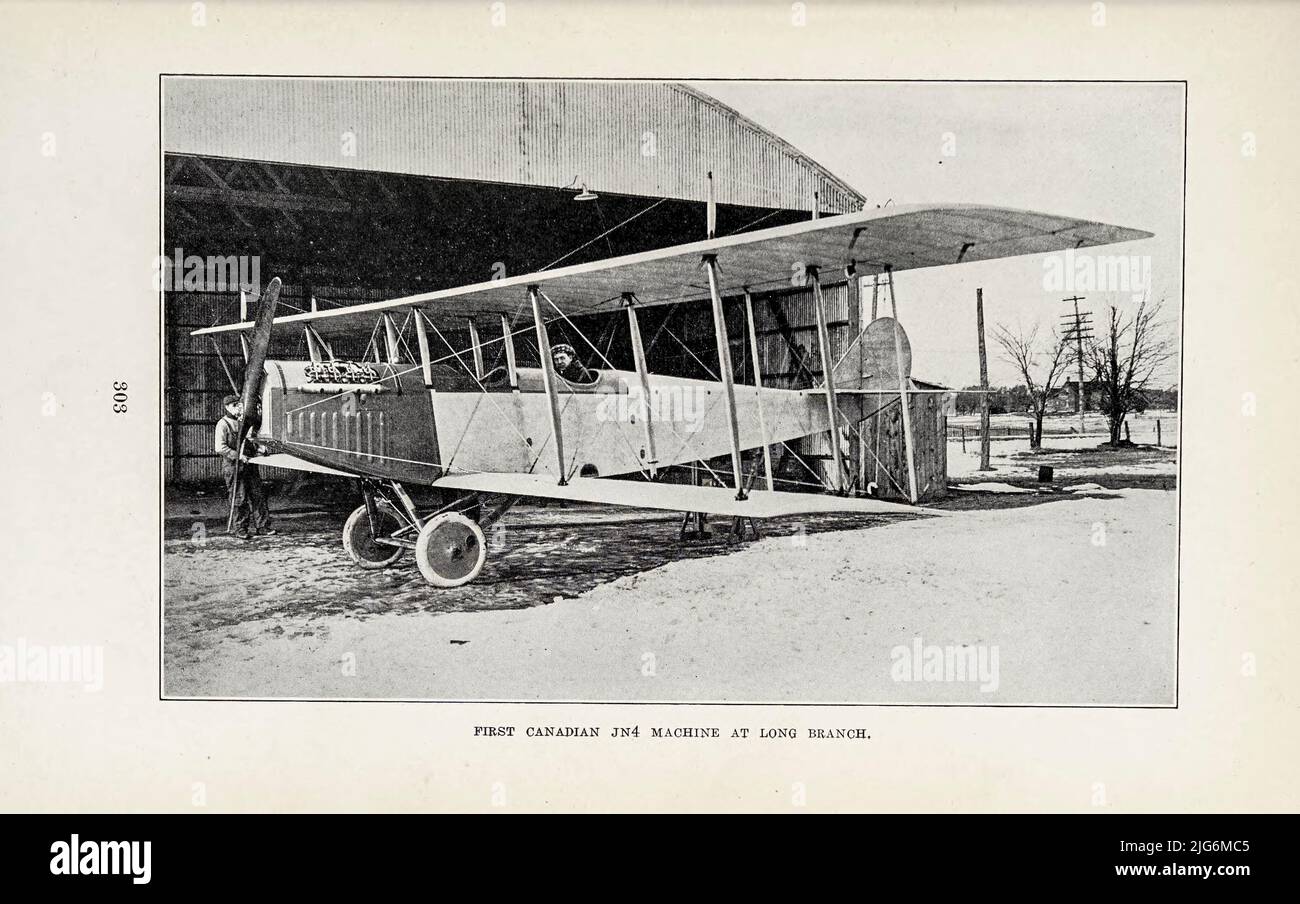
[
  {"x1": 415, "y1": 512, "x2": 486, "y2": 588},
  {"x1": 342, "y1": 502, "x2": 405, "y2": 569}
]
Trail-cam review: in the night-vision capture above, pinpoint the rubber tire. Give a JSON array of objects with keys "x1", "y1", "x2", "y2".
[
  {"x1": 414, "y1": 512, "x2": 487, "y2": 588},
  {"x1": 342, "y1": 502, "x2": 405, "y2": 569}
]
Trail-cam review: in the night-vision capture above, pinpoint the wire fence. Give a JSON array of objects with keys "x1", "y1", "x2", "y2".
[{"x1": 945, "y1": 414, "x2": 1179, "y2": 449}]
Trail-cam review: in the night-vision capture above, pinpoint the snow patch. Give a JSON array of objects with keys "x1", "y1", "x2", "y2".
[
  {"x1": 950, "y1": 482, "x2": 1035, "y2": 494},
  {"x1": 1063, "y1": 483, "x2": 1123, "y2": 496}
]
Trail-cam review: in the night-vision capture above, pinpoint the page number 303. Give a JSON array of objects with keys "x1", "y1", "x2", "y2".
[{"x1": 112, "y1": 381, "x2": 128, "y2": 414}]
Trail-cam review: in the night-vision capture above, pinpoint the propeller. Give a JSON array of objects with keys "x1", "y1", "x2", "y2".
[{"x1": 227, "y1": 277, "x2": 282, "y2": 533}]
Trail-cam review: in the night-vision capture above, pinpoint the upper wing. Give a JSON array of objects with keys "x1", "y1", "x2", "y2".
[
  {"x1": 434, "y1": 471, "x2": 946, "y2": 518},
  {"x1": 191, "y1": 204, "x2": 1152, "y2": 338}
]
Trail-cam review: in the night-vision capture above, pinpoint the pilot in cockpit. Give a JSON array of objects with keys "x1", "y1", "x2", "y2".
[{"x1": 550, "y1": 342, "x2": 597, "y2": 385}]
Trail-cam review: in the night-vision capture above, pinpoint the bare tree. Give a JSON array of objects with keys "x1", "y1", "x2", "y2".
[
  {"x1": 1087, "y1": 298, "x2": 1175, "y2": 445},
  {"x1": 993, "y1": 322, "x2": 1072, "y2": 450}
]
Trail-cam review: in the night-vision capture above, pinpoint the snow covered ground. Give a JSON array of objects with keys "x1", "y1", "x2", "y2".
[
  {"x1": 164, "y1": 489, "x2": 1178, "y2": 705},
  {"x1": 947, "y1": 435, "x2": 1178, "y2": 481}
]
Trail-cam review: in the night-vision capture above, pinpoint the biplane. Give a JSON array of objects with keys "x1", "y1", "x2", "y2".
[{"x1": 191, "y1": 204, "x2": 1151, "y2": 587}]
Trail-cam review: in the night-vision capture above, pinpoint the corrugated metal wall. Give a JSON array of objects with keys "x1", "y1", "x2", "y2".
[{"x1": 163, "y1": 79, "x2": 864, "y2": 213}]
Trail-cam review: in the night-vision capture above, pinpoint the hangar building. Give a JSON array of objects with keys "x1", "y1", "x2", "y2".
[{"x1": 163, "y1": 78, "x2": 946, "y2": 499}]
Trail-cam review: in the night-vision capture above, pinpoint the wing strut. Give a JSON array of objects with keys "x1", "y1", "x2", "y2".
[
  {"x1": 499, "y1": 314, "x2": 519, "y2": 389},
  {"x1": 528, "y1": 286, "x2": 568, "y2": 485},
  {"x1": 887, "y1": 266, "x2": 919, "y2": 503},
  {"x1": 743, "y1": 290, "x2": 776, "y2": 492},
  {"x1": 304, "y1": 325, "x2": 334, "y2": 364},
  {"x1": 467, "y1": 319, "x2": 485, "y2": 379},
  {"x1": 382, "y1": 313, "x2": 402, "y2": 364},
  {"x1": 624, "y1": 294, "x2": 659, "y2": 478},
  {"x1": 703, "y1": 255, "x2": 746, "y2": 501},
  {"x1": 809, "y1": 266, "x2": 847, "y2": 493}
]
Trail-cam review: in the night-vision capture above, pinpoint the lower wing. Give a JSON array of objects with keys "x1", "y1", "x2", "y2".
[
  {"x1": 247, "y1": 450, "x2": 944, "y2": 518},
  {"x1": 434, "y1": 471, "x2": 945, "y2": 518}
]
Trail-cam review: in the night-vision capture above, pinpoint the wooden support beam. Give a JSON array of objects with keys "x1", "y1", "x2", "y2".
[
  {"x1": 703, "y1": 255, "x2": 746, "y2": 500},
  {"x1": 889, "y1": 269, "x2": 919, "y2": 503},
  {"x1": 258, "y1": 161, "x2": 291, "y2": 193},
  {"x1": 226, "y1": 204, "x2": 256, "y2": 231},
  {"x1": 743, "y1": 290, "x2": 775, "y2": 492},
  {"x1": 529, "y1": 287, "x2": 568, "y2": 485},
  {"x1": 467, "y1": 319, "x2": 485, "y2": 379},
  {"x1": 191, "y1": 157, "x2": 231, "y2": 190},
  {"x1": 624, "y1": 295, "x2": 658, "y2": 478},
  {"x1": 500, "y1": 314, "x2": 519, "y2": 389},
  {"x1": 170, "y1": 204, "x2": 200, "y2": 227},
  {"x1": 809, "y1": 266, "x2": 846, "y2": 493},
  {"x1": 165, "y1": 183, "x2": 351, "y2": 213}
]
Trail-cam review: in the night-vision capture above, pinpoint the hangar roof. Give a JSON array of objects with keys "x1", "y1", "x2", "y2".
[{"x1": 162, "y1": 78, "x2": 865, "y2": 213}]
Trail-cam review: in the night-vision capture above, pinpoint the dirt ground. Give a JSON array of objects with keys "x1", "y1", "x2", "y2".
[{"x1": 163, "y1": 444, "x2": 1178, "y2": 704}]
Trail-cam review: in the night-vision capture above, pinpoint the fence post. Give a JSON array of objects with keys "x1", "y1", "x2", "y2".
[{"x1": 1157, "y1": 419, "x2": 1162, "y2": 447}]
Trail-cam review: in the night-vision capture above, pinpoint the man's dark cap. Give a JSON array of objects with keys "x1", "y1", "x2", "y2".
[{"x1": 222, "y1": 394, "x2": 241, "y2": 408}]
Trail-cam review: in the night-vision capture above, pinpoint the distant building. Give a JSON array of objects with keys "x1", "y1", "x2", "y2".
[{"x1": 1048, "y1": 377, "x2": 1101, "y2": 414}]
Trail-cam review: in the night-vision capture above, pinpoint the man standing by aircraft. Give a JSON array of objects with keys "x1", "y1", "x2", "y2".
[{"x1": 215, "y1": 394, "x2": 274, "y2": 540}]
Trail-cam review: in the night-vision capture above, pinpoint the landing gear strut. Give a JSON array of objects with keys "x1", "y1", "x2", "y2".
[
  {"x1": 341, "y1": 478, "x2": 515, "y2": 588},
  {"x1": 342, "y1": 500, "x2": 405, "y2": 569}
]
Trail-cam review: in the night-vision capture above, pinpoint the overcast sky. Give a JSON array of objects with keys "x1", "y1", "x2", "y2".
[{"x1": 692, "y1": 81, "x2": 1184, "y2": 388}]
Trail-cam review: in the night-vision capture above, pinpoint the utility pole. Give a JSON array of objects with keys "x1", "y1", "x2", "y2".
[
  {"x1": 1060, "y1": 296, "x2": 1093, "y2": 438},
  {"x1": 976, "y1": 287, "x2": 992, "y2": 471}
]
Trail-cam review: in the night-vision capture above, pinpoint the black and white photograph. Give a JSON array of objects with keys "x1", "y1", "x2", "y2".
[
  {"x1": 161, "y1": 77, "x2": 1183, "y2": 705},
  {"x1": 7, "y1": 0, "x2": 1299, "y2": 834}
]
